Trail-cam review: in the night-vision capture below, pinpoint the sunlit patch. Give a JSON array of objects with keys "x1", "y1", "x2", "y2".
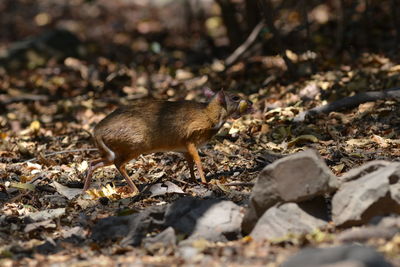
[{"x1": 85, "y1": 183, "x2": 138, "y2": 200}]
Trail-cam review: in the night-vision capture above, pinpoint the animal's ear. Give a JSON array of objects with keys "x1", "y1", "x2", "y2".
[
  {"x1": 203, "y1": 87, "x2": 215, "y2": 99},
  {"x1": 216, "y1": 89, "x2": 226, "y2": 107}
]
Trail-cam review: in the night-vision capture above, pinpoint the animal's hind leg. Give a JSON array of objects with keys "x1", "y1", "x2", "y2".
[
  {"x1": 183, "y1": 152, "x2": 197, "y2": 182},
  {"x1": 115, "y1": 162, "x2": 139, "y2": 193},
  {"x1": 83, "y1": 158, "x2": 111, "y2": 191}
]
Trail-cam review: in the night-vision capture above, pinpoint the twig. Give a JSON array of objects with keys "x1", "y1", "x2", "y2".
[
  {"x1": 224, "y1": 20, "x2": 265, "y2": 67},
  {"x1": 294, "y1": 87, "x2": 400, "y2": 122},
  {"x1": 0, "y1": 94, "x2": 49, "y2": 105},
  {"x1": 24, "y1": 148, "x2": 98, "y2": 163},
  {"x1": 222, "y1": 182, "x2": 254, "y2": 187}
]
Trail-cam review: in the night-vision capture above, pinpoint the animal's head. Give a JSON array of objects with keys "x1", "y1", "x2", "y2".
[{"x1": 206, "y1": 88, "x2": 253, "y2": 119}]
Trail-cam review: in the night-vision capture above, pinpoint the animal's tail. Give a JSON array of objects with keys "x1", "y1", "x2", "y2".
[{"x1": 96, "y1": 136, "x2": 115, "y2": 162}]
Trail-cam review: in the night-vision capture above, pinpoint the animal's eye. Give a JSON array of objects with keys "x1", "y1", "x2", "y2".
[{"x1": 231, "y1": 96, "x2": 240, "y2": 102}]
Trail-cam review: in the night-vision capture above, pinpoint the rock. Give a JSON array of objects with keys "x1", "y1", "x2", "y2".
[
  {"x1": 91, "y1": 197, "x2": 242, "y2": 246},
  {"x1": 339, "y1": 161, "x2": 392, "y2": 183},
  {"x1": 250, "y1": 199, "x2": 329, "y2": 240},
  {"x1": 338, "y1": 216, "x2": 400, "y2": 242},
  {"x1": 143, "y1": 227, "x2": 176, "y2": 252},
  {"x1": 332, "y1": 163, "x2": 400, "y2": 227},
  {"x1": 390, "y1": 182, "x2": 400, "y2": 205},
  {"x1": 282, "y1": 245, "x2": 392, "y2": 267},
  {"x1": 165, "y1": 197, "x2": 243, "y2": 242},
  {"x1": 242, "y1": 150, "x2": 338, "y2": 233},
  {"x1": 337, "y1": 226, "x2": 398, "y2": 242},
  {"x1": 373, "y1": 216, "x2": 400, "y2": 228}
]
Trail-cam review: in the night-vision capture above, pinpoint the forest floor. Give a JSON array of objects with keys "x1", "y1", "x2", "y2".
[{"x1": 1, "y1": 0, "x2": 400, "y2": 266}]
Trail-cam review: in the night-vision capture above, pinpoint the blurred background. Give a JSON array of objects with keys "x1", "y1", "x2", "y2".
[{"x1": 2, "y1": 0, "x2": 400, "y2": 79}]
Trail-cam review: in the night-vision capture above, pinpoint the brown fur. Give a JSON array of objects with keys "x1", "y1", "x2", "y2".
[{"x1": 83, "y1": 90, "x2": 250, "y2": 193}]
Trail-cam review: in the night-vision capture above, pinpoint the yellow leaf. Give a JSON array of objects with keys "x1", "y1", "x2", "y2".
[
  {"x1": 0, "y1": 132, "x2": 7, "y2": 140},
  {"x1": 30, "y1": 120, "x2": 41, "y2": 132},
  {"x1": 288, "y1": 134, "x2": 319, "y2": 147},
  {"x1": 10, "y1": 182, "x2": 36, "y2": 191},
  {"x1": 332, "y1": 164, "x2": 345, "y2": 173}
]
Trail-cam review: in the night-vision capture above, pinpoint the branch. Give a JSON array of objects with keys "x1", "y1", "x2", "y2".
[
  {"x1": 294, "y1": 87, "x2": 400, "y2": 122},
  {"x1": 0, "y1": 94, "x2": 49, "y2": 105},
  {"x1": 223, "y1": 182, "x2": 254, "y2": 186},
  {"x1": 224, "y1": 20, "x2": 265, "y2": 67},
  {"x1": 24, "y1": 148, "x2": 98, "y2": 163}
]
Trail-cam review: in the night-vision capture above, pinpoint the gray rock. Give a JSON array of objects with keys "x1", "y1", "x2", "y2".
[
  {"x1": 390, "y1": 182, "x2": 400, "y2": 205},
  {"x1": 250, "y1": 199, "x2": 329, "y2": 240},
  {"x1": 337, "y1": 226, "x2": 398, "y2": 242},
  {"x1": 374, "y1": 216, "x2": 400, "y2": 228},
  {"x1": 339, "y1": 161, "x2": 393, "y2": 183},
  {"x1": 282, "y1": 245, "x2": 392, "y2": 267},
  {"x1": 332, "y1": 163, "x2": 400, "y2": 227},
  {"x1": 143, "y1": 227, "x2": 176, "y2": 252},
  {"x1": 338, "y1": 216, "x2": 400, "y2": 242},
  {"x1": 243, "y1": 150, "x2": 338, "y2": 233},
  {"x1": 165, "y1": 197, "x2": 243, "y2": 242}
]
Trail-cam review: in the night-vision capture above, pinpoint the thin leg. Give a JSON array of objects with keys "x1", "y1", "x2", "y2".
[
  {"x1": 115, "y1": 163, "x2": 139, "y2": 193},
  {"x1": 186, "y1": 143, "x2": 207, "y2": 183},
  {"x1": 83, "y1": 158, "x2": 110, "y2": 191},
  {"x1": 183, "y1": 152, "x2": 197, "y2": 182}
]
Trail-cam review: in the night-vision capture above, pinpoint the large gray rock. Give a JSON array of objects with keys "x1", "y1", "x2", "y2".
[
  {"x1": 332, "y1": 162, "x2": 400, "y2": 227},
  {"x1": 250, "y1": 199, "x2": 329, "y2": 240},
  {"x1": 243, "y1": 150, "x2": 338, "y2": 233},
  {"x1": 282, "y1": 245, "x2": 392, "y2": 267}
]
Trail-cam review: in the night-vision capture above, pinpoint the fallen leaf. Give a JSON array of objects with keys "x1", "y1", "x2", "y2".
[
  {"x1": 27, "y1": 208, "x2": 66, "y2": 222},
  {"x1": 288, "y1": 135, "x2": 319, "y2": 147},
  {"x1": 10, "y1": 182, "x2": 36, "y2": 191},
  {"x1": 149, "y1": 181, "x2": 185, "y2": 197},
  {"x1": 24, "y1": 219, "x2": 56, "y2": 232},
  {"x1": 52, "y1": 181, "x2": 82, "y2": 200}
]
